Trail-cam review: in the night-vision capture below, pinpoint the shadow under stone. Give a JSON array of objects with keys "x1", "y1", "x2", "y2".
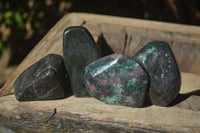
[
  {"x1": 169, "y1": 89, "x2": 200, "y2": 107},
  {"x1": 0, "y1": 82, "x2": 5, "y2": 89},
  {"x1": 97, "y1": 33, "x2": 114, "y2": 56},
  {"x1": 186, "y1": 90, "x2": 200, "y2": 96},
  {"x1": 141, "y1": 94, "x2": 152, "y2": 108},
  {"x1": 61, "y1": 77, "x2": 73, "y2": 99},
  {"x1": 168, "y1": 94, "x2": 190, "y2": 107}
]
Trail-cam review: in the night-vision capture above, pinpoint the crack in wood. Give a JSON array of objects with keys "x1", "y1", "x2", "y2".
[
  {"x1": 39, "y1": 108, "x2": 57, "y2": 123},
  {"x1": 123, "y1": 32, "x2": 128, "y2": 54}
]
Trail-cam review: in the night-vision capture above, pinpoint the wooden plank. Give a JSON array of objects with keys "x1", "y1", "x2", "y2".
[
  {"x1": 0, "y1": 13, "x2": 200, "y2": 132},
  {"x1": 84, "y1": 21, "x2": 200, "y2": 74},
  {"x1": 0, "y1": 13, "x2": 85, "y2": 97},
  {"x1": 2, "y1": 13, "x2": 199, "y2": 97},
  {"x1": 0, "y1": 72, "x2": 200, "y2": 132},
  {"x1": 79, "y1": 13, "x2": 200, "y2": 35}
]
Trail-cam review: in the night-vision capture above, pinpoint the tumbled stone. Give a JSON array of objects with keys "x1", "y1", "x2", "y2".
[
  {"x1": 85, "y1": 53, "x2": 149, "y2": 107},
  {"x1": 133, "y1": 41, "x2": 181, "y2": 106},
  {"x1": 14, "y1": 54, "x2": 69, "y2": 101},
  {"x1": 63, "y1": 26, "x2": 102, "y2": 97}
]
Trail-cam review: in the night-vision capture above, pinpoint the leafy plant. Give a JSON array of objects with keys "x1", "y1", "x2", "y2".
[{"x1": 0, "y1": 0, "x2": 70, "y2": 65}]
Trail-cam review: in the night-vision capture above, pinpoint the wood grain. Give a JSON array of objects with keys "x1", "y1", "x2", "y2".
[{"x1": 0, "y1": 13, "x2": 200, "y2": 132}]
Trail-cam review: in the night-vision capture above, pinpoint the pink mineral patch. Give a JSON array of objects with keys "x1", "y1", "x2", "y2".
[{"x1": 86, "y1": 81, "x2": 97, "y2": 94}]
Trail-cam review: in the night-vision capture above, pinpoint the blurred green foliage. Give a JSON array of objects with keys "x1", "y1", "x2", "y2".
[
  {"x1": 0, "y1": 0, "x2": 199, "y2": 65},
  {"x1": 1, "y1": 1, "x2": 28, "y2": 50},
  {"x1": 0, "y1": 0, "x2": 71, "y2": 64}
]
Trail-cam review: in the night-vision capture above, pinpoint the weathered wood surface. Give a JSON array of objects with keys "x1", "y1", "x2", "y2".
[
  {"x1": 0, "y1": 87, "x2": 200, "y2": 132},
  {"x1": 0, "y1": 13, "x2": 200, "y2": 132}
]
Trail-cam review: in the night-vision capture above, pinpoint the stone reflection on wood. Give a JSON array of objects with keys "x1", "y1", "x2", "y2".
[
  {"x1": 14, "y1": 54, "x2": 68, "y2": 101},
  {"x1": 134, "y1": 41, "x2": 181, "y2": 106},
  {"x1": 85, "y1": 54, "x2": 149, "y2": 107},
  {"x1": 63, "y1": 26, "x2": 102, "y2": 97}
]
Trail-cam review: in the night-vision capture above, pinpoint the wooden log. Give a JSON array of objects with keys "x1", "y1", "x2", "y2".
[{"x1": 0, "y1": 13, "x2": 200, "y2": 132}]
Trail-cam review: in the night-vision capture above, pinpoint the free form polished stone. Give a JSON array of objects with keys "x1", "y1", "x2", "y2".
[
  {"x1": 63, "y1": 26, "x2": 102, "y2": 97},
  {"x1": 14, "y1": 54, "x2": 69, "y2": 101},
  {"x1": 85, "y1": 54, "x2": 149, "y2": 107},
  {"x1": 133, "y1": 41, "x2": 181, "y2": 106}
]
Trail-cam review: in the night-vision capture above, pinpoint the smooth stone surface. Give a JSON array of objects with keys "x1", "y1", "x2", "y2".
[
  {"x1": 133, "y1": 41, "x2": 181, "y2": 106},
  {"x1": 85, "y1": 54, "x2": 149, "y2": 107},
  {"x1": 14, "y1": 54, "x2": 69, "y2": 101},
  {"x1": 63, "y1": 26, "x2": 102, "y2": 97}
]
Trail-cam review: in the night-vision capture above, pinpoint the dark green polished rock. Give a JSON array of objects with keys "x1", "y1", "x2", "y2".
[
  {"x1": 14, "y1": 54, "x2": 69, "y2": 101},
  {"x1": 133, "y1": 41, "x2": 181, "y2": 106},
  {"x1": 63, "y1": 26, "x2": 102, "y2": 97},
  {"x1": 85, "y1": 54, "x2": 149, "y2": 107}
]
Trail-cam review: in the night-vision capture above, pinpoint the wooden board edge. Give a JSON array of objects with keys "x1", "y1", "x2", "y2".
[
  {"x1": 0, "y1": 95, "x2": 199, "y2": 132},
  {"x1": 0, "y1": 13, "x2": 85, "y2": 97},
  {"x1": 76, "y1": 12, "x2": 200, "y2": 35}
]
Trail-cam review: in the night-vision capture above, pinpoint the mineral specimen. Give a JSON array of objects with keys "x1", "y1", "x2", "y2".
[
  {"x1": 63, "y1": 26, "x2": 102, "y2": 97},
  {"x1": 133, "y1": 41, "x2": 181, "y2": 106},
  {"x1": 14, "y1": 54, "x2": 69, "y2": 101},
  {"x1": 85, "y1": 53, "x2": 149, "y2": 107}
]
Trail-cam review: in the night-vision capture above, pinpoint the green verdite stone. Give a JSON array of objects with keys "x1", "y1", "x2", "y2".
[
  {"x1": 85, "y1": 53, "x2": 149, "y2": 107},
  {"x1": 133, "y1": 41, "x2": 181, "y2": 106},
  {"x1": 63, "y1": 26, "x2": 102, "y2": 97},
  {"x1": 14, "y1": 54, "x2": 69, "y2": 101}
]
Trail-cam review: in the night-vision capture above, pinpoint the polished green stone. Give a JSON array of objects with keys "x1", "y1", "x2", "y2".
[
  {"x1": 14, "y1": 54, "x2": 69, "y2": 101},
  {"x1": 133, "y1": 41, "x2": 181, "y2": 106},
  {"x1": 85, "y1": 53, "x2": 149, "y2": 107},
  {"x1": 63, "y1": 26, "x2": 102, "y2": 97}
]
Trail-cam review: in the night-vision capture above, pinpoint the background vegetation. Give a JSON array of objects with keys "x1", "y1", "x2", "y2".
[{"x1": 0, "y1": 0, "x2": 199, "y2": 65}]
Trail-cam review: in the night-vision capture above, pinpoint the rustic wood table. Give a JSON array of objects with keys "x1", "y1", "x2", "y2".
[{"x1": 0, "y1": 13, "x2": 200, "y2": 132}]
